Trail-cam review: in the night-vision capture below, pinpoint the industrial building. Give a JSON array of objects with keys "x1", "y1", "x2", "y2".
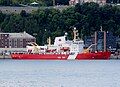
[
  {"x1": 0, "y1": 31, "x2": 36, "y2": 48},
  {"x1": 84, "y1": 31, "x2": 118, "y2": 52}
]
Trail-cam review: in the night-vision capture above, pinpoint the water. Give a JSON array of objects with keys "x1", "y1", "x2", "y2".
[{"x1": 0, "y1": 60, "x2": 120, "y2": 87}]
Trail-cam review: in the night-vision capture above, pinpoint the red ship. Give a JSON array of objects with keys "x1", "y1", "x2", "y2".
[
  {"x1": 11, "y1": 28, "x2": 111, "y2": 60},
  {"x1": 11, "y1": 51, "x2": 110, "y2": 60}
]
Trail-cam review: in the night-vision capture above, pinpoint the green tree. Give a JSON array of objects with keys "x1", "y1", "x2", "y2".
[
  {"x1": 1, "y1": 14, "x2": 25, "y2": 32},
  {"x1": 0, "y1": 0, "x2": 12, "y2": 6},
  {"x1": 0, "y1": 11, "x2": 5, "y2": 24},
  {"x1": 56, "y1": 0, "x2": 69, "y2": 5}
]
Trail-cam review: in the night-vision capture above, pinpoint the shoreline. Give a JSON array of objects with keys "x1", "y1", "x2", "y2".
[{"x1": 0, "y1": 54, "x2": 120, "y2": 60}]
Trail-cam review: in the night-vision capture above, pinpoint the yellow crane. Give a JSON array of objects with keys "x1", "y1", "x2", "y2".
[{"x1": 83, "y1": 44, "x2": 97, "y2": 53}]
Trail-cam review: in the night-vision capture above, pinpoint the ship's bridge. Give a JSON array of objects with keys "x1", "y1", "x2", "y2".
[
  {"x1": 54, "y1": 36, "x2": 66, "y2": 46},
  {"x1": 69, "y1": 40, "x2": 84, "y2": 53}
]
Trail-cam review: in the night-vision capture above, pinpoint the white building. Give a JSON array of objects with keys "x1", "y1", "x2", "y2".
[{"x1": 69, "y1": 0, "x2": 106, "y2": 5}]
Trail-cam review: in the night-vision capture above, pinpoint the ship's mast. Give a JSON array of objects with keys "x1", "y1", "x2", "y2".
[
  {"x1": 100, "y1": 26, "x2": 106, "y2": 51},
  {"x1": 94, "y1": 31, "x2": 97, "y2": 51},
  {"x1": 104, "y1": 31, "x2": 106, "y2": 52},
  {"x1": 47, "y1": 37, "x2": 51, "y2": 46},
  {"x1": 73, "y1": 27, "x2": 79, "y2": 41}
]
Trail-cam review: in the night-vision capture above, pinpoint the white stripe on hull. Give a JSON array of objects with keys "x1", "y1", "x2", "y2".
[{"x1": 67, "y1": 53, "x2": 77, "y2": 60}]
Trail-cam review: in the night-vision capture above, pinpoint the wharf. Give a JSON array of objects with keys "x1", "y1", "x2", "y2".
[
  {"x1": 110, "y1": 54, "x2": 120, "y2": 60},
  {"x1": 0, "y1": 48, "x2": 26, "y2": 59},
  {"x1": 0, "y1": 55, "x2": 11, "y2": 59}
]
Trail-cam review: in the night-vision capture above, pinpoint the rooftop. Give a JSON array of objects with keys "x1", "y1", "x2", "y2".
[{"x1": 0, "y1": 31, "x2": 35, "y2": 39}]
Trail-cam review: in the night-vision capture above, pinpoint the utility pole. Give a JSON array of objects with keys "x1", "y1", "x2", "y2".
[{"x1": 53, "y1": 0, "x2": 55, "y2": 6}]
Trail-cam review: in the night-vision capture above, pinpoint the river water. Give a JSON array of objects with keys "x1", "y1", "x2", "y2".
[{"x1": 0, "y1": 59, "x2": 120, "y2": 87}]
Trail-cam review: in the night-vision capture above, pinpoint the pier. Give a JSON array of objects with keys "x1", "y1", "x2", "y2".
[
  {"x1": 0, "y1": 55, "x2": 11, "y2": 59},
  {"x1": 110, "y1": 52, "x2": 120, "y2": 59},
  {"x1": 0, "y1": 48, "x2": 26, "y2": 59}
]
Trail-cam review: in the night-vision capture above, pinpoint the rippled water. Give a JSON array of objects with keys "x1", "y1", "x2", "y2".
[{"x1": 0, "y1": 59, "x2": 120, "y2": 87}]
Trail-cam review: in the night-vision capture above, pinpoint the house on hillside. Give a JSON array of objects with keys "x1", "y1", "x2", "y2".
[{"x1": 69, "y1": 0, "x2": 106, "y2": 5}]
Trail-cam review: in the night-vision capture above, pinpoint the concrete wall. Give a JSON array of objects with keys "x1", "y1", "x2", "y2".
[
  {"x1": 0, "y1": 6, "x2": 69, "y2": 14},
  {"x1": 0, "y1": 48, "x2": 27, "y2": 53},
  {"x1": 0, "y1": 6, "x2": 38, "y2": 14}
]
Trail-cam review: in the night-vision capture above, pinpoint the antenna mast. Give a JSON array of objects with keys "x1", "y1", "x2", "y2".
[
  {"x1": 47, "y1": 37, "x2": 51, "y2": 46},
  {"x1": 73, "y1": 27, "x2": 79, "y2": 41}
]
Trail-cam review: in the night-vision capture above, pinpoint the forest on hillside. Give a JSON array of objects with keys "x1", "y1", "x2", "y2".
[{"x1": 0, "y1": 2, "x2": 120, "y2": 45}]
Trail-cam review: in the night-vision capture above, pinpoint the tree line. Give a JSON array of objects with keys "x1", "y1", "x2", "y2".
[{"x1": 0, "y1": 2, "x2": 120, "y2": 45}]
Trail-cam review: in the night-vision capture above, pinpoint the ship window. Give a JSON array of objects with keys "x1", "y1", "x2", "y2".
[
  {"x1": 65, "y1": 37, "x2": 67, "y2": 40},
  {"x1": 5, "y1": 34, "x2": 7, "y2": 37},
  {"x1": 27, "y1": 44, "x2": 33, "y2": 46}
]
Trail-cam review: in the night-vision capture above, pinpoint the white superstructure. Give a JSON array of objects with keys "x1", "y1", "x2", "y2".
[{"x1": 26, "y1": 29, "x2": 85, "y2": 54}]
